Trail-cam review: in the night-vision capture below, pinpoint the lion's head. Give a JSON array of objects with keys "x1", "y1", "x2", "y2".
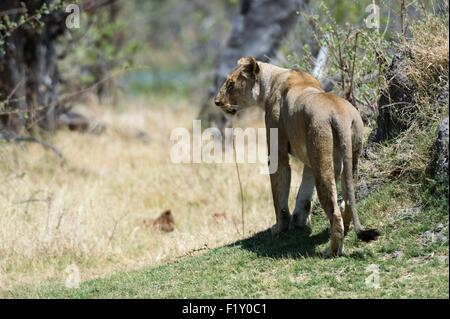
[{"x1": 214, "y1": 56, "x2": 260, "y2": 115}]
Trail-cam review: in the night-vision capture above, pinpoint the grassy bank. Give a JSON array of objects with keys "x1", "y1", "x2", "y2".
[{"x1": 7, "y1": 176, "x2": 448, "y2": 298}]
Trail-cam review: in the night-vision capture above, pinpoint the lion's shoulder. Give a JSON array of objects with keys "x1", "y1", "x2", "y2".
[{"x1": 282, "y1": 69, "x2": 323, "y2": 93}]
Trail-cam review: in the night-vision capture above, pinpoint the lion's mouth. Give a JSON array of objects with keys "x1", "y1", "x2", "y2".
[
  {"x1": 221, "y1": 105, "x2": 239, "y2": 115},
  {"x1": 225, "y1": 108, "x2": 237, "y2": 115}
]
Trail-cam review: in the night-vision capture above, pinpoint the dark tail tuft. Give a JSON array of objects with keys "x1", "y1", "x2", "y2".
[{"x1": 357, "y1": 229, "x2": 380, "y2": 242}]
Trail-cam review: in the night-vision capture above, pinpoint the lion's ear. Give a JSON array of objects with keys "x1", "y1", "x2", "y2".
[{"x1": 237, "y1": 56, "x2": 260, "y2": 79}]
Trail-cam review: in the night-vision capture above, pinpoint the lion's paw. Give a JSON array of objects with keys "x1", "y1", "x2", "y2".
[{"x1": 322, "y1": 245, "x2": 344, "y2": 258}]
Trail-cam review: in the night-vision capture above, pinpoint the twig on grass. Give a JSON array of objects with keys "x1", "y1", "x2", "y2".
[
  {"x1": 176, "y1": 243, "x2": 210, "y2": 259},
  {"x1": 232, "y1": 129, "x2": 245, "y2": 237},
  {"x1": 0, "y1": 131, "x2": 65, "y2": 160}
]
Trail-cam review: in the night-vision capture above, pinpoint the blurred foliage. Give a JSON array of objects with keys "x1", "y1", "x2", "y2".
[
  {"x1": 57, "y1": 2, "x2": 141, "y2": 104},
  {"x1": 0, "y1": 1, "x2": 66, "y2": 57},
  {"x1": 1, "y1": 0, "x2": 444, "y2": 104},
  {"x1": 115, "y1": 0, "x2": 231, "y2": 98},
  {"x1": 1, "y1": 0, "x2": 232, "y2": 106}
]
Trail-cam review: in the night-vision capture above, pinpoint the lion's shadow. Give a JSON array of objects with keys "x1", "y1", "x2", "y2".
[{"x1": 229, "y1": 227, "x2": 330, "y2": 259}]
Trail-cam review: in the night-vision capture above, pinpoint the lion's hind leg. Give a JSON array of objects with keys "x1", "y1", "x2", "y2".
[
  {"x1": 316, "y1": 176, "x2": 345, "y2": 258},
  {"x1": 307, "y1": 127, "x2": 344, "y2": 257}
]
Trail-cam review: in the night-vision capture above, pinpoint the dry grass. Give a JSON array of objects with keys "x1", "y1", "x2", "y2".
[
  {"x1": 369, "y1": 14, "x2": 449, "y2": 182},
  {"x1": 0, "y1": 97, "x2": 305, "y2": 294},
  {"x1": 363, "y1": 122, "x2": 437, "y2": 182},
  {"x1": 400, "y1": 14, "x2": 449, "y2": 127},
  {"x1": 407, "y1": 15, "x2": 449, "y2": 95}
]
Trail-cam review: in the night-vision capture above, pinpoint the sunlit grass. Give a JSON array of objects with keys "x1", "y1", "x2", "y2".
[
  {"x1": 8, "y1": 180, "x2": 448, "y2": 298},
  {"x1": 0, "y1": 98, "x2": 303, "y2": 293}
]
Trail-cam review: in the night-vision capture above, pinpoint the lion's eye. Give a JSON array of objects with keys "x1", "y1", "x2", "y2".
[{"x1": 226, "y1": 82, "x2": 234, "y2": 93}]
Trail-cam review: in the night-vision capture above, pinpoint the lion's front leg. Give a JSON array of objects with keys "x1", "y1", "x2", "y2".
[
  {"x1": 269, "y1": 150, "x2": 291, "y2": 235},
  {"x1": 291, "y1": 165, "x2": 315, "y2": 229}
]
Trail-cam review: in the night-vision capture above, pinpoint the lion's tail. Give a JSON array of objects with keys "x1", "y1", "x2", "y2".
[{"x1": 334, "y1": 117, "x2": 380, "y2": 242}]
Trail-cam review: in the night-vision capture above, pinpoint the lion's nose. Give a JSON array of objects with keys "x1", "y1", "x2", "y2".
[{"x1": 214, "y1": 99, "x2": 221, "y2": 106}]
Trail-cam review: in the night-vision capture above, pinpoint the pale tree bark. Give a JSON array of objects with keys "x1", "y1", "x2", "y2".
[{"x1": 199, "y1": 0, "x2": 308, "y2": 130}]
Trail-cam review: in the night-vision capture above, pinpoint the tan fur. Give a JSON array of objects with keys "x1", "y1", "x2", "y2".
[
  {"x1": 215, "y1": 57, "x2": 378, "y2": 257},
  {"x1": 143, "y1": 210, "x2": 175, "y2": 232}
]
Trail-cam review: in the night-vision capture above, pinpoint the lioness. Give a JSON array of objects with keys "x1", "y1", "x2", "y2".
[{"x1": 214, "y1": 57, "x2": 379, "y2": 257}]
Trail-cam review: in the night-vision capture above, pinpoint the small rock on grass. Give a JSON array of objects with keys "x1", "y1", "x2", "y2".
[
  {"x1": 434, "y1": 117, "x2": 449, "y2": 183},
  {"x1": 420, "y1": 223, "x2": 448, "y2": 245},
  {"x1": 388, "y1": 206, "x2": 422, "y2": 223},
  {"x1": 384, "y1": 250, "x2": 404, "y2": 260}
]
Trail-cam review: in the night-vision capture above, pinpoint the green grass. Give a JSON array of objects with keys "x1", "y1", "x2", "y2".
[{"x1": 7, "y1": 181, "x2": 448, "y2": 298}]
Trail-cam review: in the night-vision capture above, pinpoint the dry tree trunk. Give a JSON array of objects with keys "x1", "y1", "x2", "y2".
[
  {"x1": 0, "y1": 0, "x2": 118, "y2": 134},
  {"x1": 199, "y1": 0, "x2": 307, "y2": 131},
  {"x1": 0, "y1": 0, "x2": 66, "y2": 133}
]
